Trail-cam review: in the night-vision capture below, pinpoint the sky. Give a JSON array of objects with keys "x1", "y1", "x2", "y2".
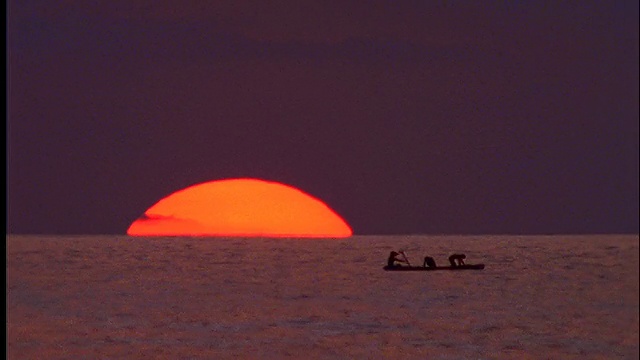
[{"x1": 7, "y1": 1, "x2": 639, "y2": 235}]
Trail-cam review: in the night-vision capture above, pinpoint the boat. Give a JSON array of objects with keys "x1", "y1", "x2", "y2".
[{"x1": 383, "y1": 264, "x2": 485, "y2": 271}]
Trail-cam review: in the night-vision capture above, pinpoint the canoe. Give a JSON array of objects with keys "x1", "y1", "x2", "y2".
[{"x1": 383, "y1": 264, "x2": 485, "y2": 271}]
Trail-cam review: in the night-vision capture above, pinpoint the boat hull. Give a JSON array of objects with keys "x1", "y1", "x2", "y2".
[{"x1": 383, "y1": 264, "x2": 485, "y2": 271}]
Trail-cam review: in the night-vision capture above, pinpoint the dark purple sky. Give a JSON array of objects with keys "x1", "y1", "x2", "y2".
[{"x1": 8, "y1": 1, "x2": 639, "y2": 235}]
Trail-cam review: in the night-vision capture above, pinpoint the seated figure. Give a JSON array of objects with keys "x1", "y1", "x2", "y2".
[
  {"x1": 387, "y1": 251, "x2": 408, "y2": 267},
  {"x1": 423, "y1": 256, "x2": 437, "y2": 268}
]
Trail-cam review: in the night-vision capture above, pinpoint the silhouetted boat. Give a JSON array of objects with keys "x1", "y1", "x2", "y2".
[{"x1": 383, "y1": 264, "x2": 485, "y2": 271}]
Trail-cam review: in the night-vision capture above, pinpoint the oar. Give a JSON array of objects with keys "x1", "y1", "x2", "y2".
[{"x1": 400, "y1": 251, "x2": 411, "y2": 266}]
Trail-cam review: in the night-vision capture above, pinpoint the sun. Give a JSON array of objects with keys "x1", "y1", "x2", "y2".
[{"x1": 127, "y1": 178, "x2": 352, "y2": 238}]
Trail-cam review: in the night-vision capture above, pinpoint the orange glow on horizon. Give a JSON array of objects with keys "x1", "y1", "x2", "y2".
[{"x1": 127, "y1": 178, "x2": 352, "y2": 238}]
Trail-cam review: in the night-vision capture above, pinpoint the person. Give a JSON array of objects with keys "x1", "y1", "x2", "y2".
[
  {"x1": 423, "y1": 256, "x2": 437, "y2": 268},
  {"x1": 448, "y1": 253, "x2": 466, "y2": 267},
  {"x1": 387, "y1": 251, "x2": 409, "y2": 267}
]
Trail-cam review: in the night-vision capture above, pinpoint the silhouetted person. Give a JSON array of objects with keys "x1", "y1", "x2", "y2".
[
  {"x1": 423, "y1": 256, "x2": 437, "y2": 268},
  {"x1": 448, "y1": 254, "x2": 466, "y2": 267},
  {"x1": 387, "y1": 251, "x2": 408, "y2": 267}
]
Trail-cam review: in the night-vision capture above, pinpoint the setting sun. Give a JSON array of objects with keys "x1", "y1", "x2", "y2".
[{"x1": 127, "y1": 178, "x2": 352, "y2": 238}]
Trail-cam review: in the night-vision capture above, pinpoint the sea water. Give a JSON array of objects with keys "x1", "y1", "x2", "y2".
[{"x1": 7, "y1": 235, "x2": 639, "y2": 359}]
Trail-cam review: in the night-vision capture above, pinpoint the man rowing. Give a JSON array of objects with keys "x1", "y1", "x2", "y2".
[{"x1": 387, "y1": 251, "x2": 410, "y2": 267}]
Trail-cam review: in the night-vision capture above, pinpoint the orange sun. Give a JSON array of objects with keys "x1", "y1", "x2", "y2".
[{"x1": 127, "y1": 178, "x2": 352, "y2": 238}]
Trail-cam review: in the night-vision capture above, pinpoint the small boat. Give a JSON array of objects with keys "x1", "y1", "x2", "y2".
[{"x1": 383, "y1": 264, "x2": 485, "y2": 271}]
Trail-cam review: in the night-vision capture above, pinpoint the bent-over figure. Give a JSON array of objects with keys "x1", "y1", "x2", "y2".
[{"x1": 448, "y1": 253, "x2": 466, "y2": 267}]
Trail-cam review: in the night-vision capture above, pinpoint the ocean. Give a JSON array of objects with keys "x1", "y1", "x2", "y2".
[{"x1": 7, "y1": 235, "x2": 639, "y2": 359}]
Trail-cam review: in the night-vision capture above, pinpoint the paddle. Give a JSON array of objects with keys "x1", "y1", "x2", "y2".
[{"x1": 399, "y1": 251, "x2": 411, "y2": 266}]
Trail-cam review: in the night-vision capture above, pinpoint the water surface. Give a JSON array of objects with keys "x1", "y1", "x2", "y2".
[{"x1": 7, "y1": 235, "x2": 639, "y2": 359}]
